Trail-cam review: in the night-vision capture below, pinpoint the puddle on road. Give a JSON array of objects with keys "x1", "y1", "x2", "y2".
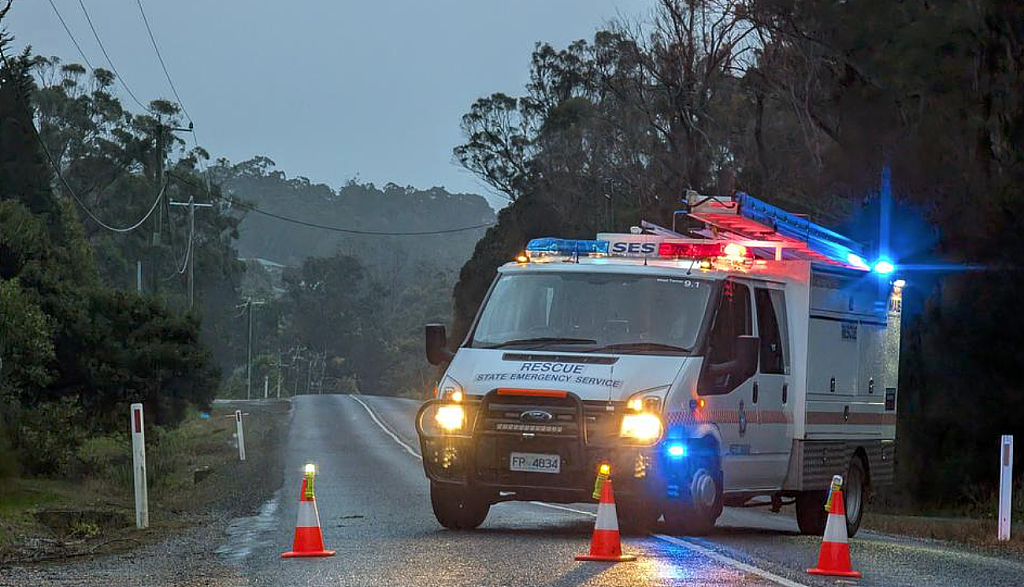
[{"x1": 216, "y1": 490, "x2": 282, "y2": 565}]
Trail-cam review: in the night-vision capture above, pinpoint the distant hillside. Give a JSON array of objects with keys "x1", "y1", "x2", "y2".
[{"x1": 210, "y1": 157, "x2": 495, "y2": 270}]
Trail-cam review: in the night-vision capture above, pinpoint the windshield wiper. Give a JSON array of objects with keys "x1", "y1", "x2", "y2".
[
  {"x1": 481, "y1": 337, "x2": 598, "y2": 349},
  {"x1": 586, "y1": 342, "x2": 690, "y2": 354}
]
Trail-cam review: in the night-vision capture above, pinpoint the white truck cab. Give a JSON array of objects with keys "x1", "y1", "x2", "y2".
[{"x1": 416, "y1": 192, "x2": 902, "y2": 536}]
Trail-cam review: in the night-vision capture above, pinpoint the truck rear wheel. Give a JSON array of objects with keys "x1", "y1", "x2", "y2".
[
  {"x1": 430, "y1": 482, "x2": 490, "y2": 530},
  {"x1": 795, "y1": 457, "x2": 868, "y2": 537},
  {"x1": 795, "y1": 490, "x2": 827, "y2": 535},
  {"x1": 844, "y1": 457, "x2": 867, "y2": 538}
]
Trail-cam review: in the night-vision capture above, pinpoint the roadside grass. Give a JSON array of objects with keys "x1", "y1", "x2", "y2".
[
  {"x1": 862, "y1": 512, "x2": 1024, "y2": 554},
  {"x1": 862, "y1": 480, "x2": 1024, "y2": 555},
  {"x1": 0, "y1": 402, "x2": 283, "y2": 563},
  {"x1": 0, "y1": 478, "x2": 86, "y2": 550}
]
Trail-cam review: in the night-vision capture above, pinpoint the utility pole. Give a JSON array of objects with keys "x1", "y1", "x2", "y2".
[
  {"x1": 276, "y1": 350, "x2": 283, "y2": 399},
  {"x1": 292, "y1": 348, "x2": 303, "y2": 397},
  {"x1": 239, "y1": 299, "x2": 265, "y2": 400},
  {"x1": 152, "y1": 121, "x2": 194, "y2": 296},
  {"x1": 306, "y1": 351, "x2": 315, "y2": 394},
  {"x1": 169, "y1": 195, "x2": 213, "y2": 310},
  {"x1": 153, "y1": 123, "x2": 163, "y2": 247}
]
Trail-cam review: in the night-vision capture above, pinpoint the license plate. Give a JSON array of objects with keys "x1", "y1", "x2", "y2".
[{"x1": 509, "y1": 452, "x2": 561, "y2": 474}]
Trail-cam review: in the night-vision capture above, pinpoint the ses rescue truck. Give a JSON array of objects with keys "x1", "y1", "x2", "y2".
[{"x1": 415, "y1": 192, "x2": 902, "y2": 537}]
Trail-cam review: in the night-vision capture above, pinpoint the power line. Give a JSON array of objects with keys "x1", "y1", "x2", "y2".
[
  {"x1": 71, "y1": 178, "x2": 167, "y2": 233},
  {"x1": 46, "y1": 0, "x2": 95, "y2": 71},
  {"x1": 77, "y1": 0, "x2": 155, "y2": 114},
  {"x1": 166, "y1": 173, "x2": 494, "y2": 235},
  {"x1": 0, "y1": 44, "x2": 167, "y2": 233},
  {"x1": 133, "y1": 0, "x2": 191, "y2": 123},
  {"x1": 232, "y1": 200, "x2": 495, "y2": 235}
]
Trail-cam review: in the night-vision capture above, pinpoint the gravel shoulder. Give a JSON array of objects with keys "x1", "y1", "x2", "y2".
[{"x1": 0, "y1": 399, "x2": 291, "y2": 587}]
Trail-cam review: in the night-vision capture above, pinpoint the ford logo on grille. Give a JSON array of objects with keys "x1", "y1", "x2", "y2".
[{"x1": 520, "y1": 409, "x2": 554, "y2": 423}]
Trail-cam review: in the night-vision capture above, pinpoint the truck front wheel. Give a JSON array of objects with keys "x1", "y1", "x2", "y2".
[
  {"x1": 663, "y1": 467, "x2": 722, "y2": 535},
  {"x1": 615, "y1": 498, "x2": 660, "y2": 535},
  {"x1": 430, "y1": 482, "x2": 490, "y2": 530}
]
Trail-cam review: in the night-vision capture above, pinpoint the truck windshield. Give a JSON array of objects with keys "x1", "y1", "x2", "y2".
[{"x1": 470, "y1": 272, "x2": 713, "y2": 354}]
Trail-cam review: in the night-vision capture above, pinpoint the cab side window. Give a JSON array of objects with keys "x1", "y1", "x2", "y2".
[
  {"x1": 699, "y1": 281, "x2": 752, "y2": 395},
  {"x1": 754, "y1": 288, "x2": 789, "y2": 375},
  {"x1": 706, "y1": 281, "x2": 752, "y2": 366}
]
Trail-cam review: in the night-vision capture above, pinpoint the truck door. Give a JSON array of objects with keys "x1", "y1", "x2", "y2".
[
  {"x1": 751, "y1": 286, "x2": 792, "y2": 489},
  {"x1": 699, "y1": 280, "x2": 757, "y2": 491}
]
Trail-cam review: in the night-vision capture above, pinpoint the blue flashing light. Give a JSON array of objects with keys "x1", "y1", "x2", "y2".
[
  {"x1": 667, "y1": 443, "x2": 687, "y2": 458},
  {"x1": 873, "y1": 259, "x2": 895, "y2": 275},
  {"x1": 846, "y1": 253, "x2": 869, "y2": 270},
  {"x1": 526, "y1": 238, "x2": 609, "y2": 256}
]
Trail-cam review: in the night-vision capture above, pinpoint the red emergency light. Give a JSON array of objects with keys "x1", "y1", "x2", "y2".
[{"x1": 658, "y1": 242, "x2": 751, "y2": 261}]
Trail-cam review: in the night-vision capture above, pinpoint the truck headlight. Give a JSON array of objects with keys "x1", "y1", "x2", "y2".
[
  {"x1": 627, "y1": 386, "x2": 669, "y2": 412},
  {"x1": 437, "y1": 375, "x2": 464, "y2": 401},
  {"x1": 620, "y1": 413, "x2": 663, "y2": 443},
  {"x1": 435, "y1": 404, "x2": 465, "y2": 431}
]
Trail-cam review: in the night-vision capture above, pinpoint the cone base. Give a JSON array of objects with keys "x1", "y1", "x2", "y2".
[
  {"x1": 807, "y1": 567, "x2": 861, "y2": 578},
  {"x1": 576, "y1": 553, "x2": 637, "y2": 562},
  {"x1": 281, "y1": 550, "x2": 336, "y2": 558}
]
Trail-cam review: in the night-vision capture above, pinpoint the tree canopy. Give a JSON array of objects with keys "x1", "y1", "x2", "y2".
[{"x1": 452, "y1": 0, "x2": 1024, "y2": 507}]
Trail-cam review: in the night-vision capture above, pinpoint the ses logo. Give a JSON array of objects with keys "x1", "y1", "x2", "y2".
[{"x1": 609, "y1": 241, "x2": 658, "y2": 256}]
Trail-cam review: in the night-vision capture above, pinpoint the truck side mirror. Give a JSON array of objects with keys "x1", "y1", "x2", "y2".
[
  {"x1": 425, "y1": 324, "x2": 453, "y2": 365},
  {"x1": 735, "y1": 335, "x2": 759, "y2": 382}
]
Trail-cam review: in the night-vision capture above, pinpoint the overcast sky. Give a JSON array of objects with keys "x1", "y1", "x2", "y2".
[{"x1": 7, "y1": 1, "x2": 647, "y2": 207}]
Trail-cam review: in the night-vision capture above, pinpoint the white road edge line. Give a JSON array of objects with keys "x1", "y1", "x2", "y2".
[
  {"x1": 653, "y1": 534, "x2": 811, "y2": 587},
  {"x1": 349, "y1": 395, "x2": 422, "y2": 460},
  {"x1": 349, "y1": 395, "x2": 808, "y2": 587},
  {"x1": 529, "y1": 502, "x2": 595, "y2": 517}
]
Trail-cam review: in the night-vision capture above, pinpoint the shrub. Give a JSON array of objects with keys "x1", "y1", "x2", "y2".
[
  {"x1": 12, "y1": 397, "x2": 87, "y2": 476},
  {"x1": 76, "y1": 435, "x2": 130, "y2": 478},
  {"x1": 0, "y1": 420, "x2": 18, "y2": 480}
]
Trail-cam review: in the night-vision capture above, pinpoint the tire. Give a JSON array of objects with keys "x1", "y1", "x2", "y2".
[
  {"x1": 795, "y1": 457, "x2": 869, "y2": 537},
  {"x1": 663, "y1": 467, "x2": 722, "y2": 536},
  {"x1": 615, "y1": 498, "x2": 660, "y2": 535},
  {"x1": 844, "y1": 457, "x2": 868, "y2": 538},
  {"x1": 796, "y1": 490, "x2": 828, "y2": 535},
  {"x1": 430, "y1": 482, "x2": 490, "y2": 530}
]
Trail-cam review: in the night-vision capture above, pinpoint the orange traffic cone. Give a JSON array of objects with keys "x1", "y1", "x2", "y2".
[
  {"x1": 282, "y1": 465, "x2": 335, "y2": 558},
  {"x1": 576, "y1": 478, "x2": 636, "y2": 562},
  {"x1": 807, "y1": 486, "x2": 860, "y2": 578}
]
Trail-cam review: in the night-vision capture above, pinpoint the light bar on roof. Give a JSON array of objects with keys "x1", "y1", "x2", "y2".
[{"x1": 526, "y1": 238, "x2": 609, "y2": 259}]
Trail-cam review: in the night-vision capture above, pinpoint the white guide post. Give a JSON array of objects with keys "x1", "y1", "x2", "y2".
[
  {"x1": 235, "y1": 409, "x2": 247, "y2": 461},
  {"x1": 130, "y1": 403, "x2": 149, "y2": 529},
  {"x1": 998, "y1": 435, "x2": 1013, "y2": 541}
]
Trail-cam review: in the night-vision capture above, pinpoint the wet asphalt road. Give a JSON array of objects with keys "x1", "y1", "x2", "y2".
[{"x1": 220, "y1": 395, "x2": 1024, "y2": 587}]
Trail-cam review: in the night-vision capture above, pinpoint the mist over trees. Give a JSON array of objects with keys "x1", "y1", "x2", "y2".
[
  {"x1": 0, "y1": 17, "x2": 493, "y2": 478},
  {"x1": 212, "y1": 156, "x2": 493, "y2": 270},
  {"x1": 452, "y1": 0, "x2": 1024, "y2": 507}
]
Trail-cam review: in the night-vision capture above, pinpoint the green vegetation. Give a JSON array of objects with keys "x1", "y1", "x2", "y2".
[
  {"x1": 0, "y1": 404, "x2": 283, "y2": 561},
  {"x1": 452, "y1": 0, "x2": 1024, "y2": 509},
  {"x1": 0, "y1": 5, "x2": 490, "y2": 489},
  {"x1": 0, "y1": 32, "x2": 217, "y2": 479}
]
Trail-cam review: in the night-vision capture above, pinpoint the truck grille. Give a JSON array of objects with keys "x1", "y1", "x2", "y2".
[{"x1": 479, "y1": 397, "x2": 581, "y2": 437}]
